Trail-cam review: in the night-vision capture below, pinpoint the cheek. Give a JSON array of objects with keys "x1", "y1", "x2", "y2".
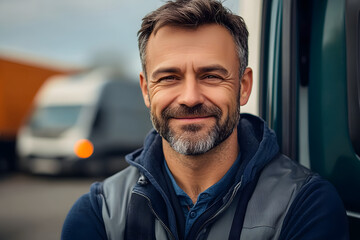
[
  {"x1": 149, "y1": 90, "x2": 176, "y2": 116},
  {"x1": 205, "y1": 88, "x2": 239, "y2": 111}
]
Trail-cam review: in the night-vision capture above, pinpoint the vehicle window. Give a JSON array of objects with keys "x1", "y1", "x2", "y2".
[{"x1": 29, "y1": 105, "x2": 82, "y2": 132}]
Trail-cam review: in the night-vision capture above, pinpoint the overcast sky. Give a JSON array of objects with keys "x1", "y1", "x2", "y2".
[{"x1": 0, "y1": 0, "x2": 239, "y2": 77}]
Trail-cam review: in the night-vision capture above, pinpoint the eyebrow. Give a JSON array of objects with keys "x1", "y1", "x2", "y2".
[{"x1": 197, "y1": 65, "x2": 229, "y2": 76}]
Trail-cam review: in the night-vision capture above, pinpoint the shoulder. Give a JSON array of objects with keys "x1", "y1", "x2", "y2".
[
  {"x1": 264, "y1": 153, "x2": 313, "y2": 179},
  {"x1": 258, "y1": 155, "x2": 349, "y2": 239},
  {"x1": 280, "y1": 167, "x2": 349, "y2": 239},
  {"x1": 61, "y1": 166, "x2": 140, "y2": 240},
  {"x1": 61, "y1": 182, "x2": 107, "y2": 240},
  {"x1": 256, "y1": 154, "x2": 314, "y2": 198},
  {"x1": 102, "y1": 165, "x2": 140, "y2": 198},
  {"x1": 241, "y1": 154, "x2": 313, "y2": 237},
  {"x1": 101, "y1": 166, "x2": 140, "y2": 239},
  {"x1": 101, "y1": 165, "x2": 140, "y2": 215}
]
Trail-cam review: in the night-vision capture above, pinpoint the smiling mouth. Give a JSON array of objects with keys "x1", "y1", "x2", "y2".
[
  {"x1": 171, "y1": 115, "x2": 214, "y2": 123},
  {"x1": 174, "y1": 115, "x2": 211, "y2": 119}
]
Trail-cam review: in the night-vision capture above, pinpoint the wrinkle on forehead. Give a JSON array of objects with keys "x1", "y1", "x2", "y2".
[{"x1": 146, "y1": 24, "x2": 239, "y2": 79}]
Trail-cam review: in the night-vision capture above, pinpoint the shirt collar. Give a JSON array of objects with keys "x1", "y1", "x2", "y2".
[{"x1": 164, "y1": 152, "x2": 242, "y2": 204}]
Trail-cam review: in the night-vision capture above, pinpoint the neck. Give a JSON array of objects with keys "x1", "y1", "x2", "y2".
[{"x1": 163, "y1": 130, "x2": 239, "y2": 203}]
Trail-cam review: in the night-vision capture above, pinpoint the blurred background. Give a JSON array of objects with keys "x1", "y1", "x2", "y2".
[
  {"x1": 2, "y1": 0, "x2": 360, "y2": 239},
  {"x1": 0, "y1": 1, "x2": 240, "y2": 239}
]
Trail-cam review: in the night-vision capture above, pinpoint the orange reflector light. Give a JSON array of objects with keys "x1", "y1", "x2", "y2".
[{"x1": 74, "y1": 139, "x2": 94, "y2": 159}]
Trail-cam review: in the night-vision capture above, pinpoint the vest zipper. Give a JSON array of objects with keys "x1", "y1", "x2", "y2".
[
  {"x1": 194, "y1": 177, "x2": 243, "y2": 240},
  {"x1": 133, "y1": 191, "x2": 176, "y2": 240}
]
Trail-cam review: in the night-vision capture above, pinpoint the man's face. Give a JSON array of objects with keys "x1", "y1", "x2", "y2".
[{"x1": 140, "y1": 24, "x2": 251, "y2": 155}]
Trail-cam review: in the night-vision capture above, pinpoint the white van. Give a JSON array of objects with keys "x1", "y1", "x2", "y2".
[{"x1": 16, "y1": 68, "x2": 152, "y2": 176}]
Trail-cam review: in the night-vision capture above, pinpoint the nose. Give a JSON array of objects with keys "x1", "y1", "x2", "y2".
[{"x1": 177, "y1": 76, "x2": 204, "y2": 107}]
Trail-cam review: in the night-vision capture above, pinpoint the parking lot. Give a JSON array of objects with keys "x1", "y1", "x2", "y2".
[{"x1": 0, "y1": 173, "x2": 101, "y2": 240}]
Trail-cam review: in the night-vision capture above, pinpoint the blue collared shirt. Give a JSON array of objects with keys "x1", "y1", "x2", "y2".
[{"x1": 164, "y1": 153, "x2": 241, "y2": 237}]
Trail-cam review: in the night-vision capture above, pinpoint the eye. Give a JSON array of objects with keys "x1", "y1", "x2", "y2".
[
  {"x1": 155, "y1": 75, "x2": 180, "y2": 85},
  {"x1": 204, "y1": 74, "x2": 220, "y2": 79},
  {"x1": 159, "y1": 75, "x2": 177, "y2": 81},
  {"x1": 201, "y1": 74, "x2": 224, "y2": 83}
]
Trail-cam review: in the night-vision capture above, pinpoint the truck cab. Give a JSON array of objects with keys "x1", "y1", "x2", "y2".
[{"x1": 246, "y1": 0, "x2": 360, "y2": 237}]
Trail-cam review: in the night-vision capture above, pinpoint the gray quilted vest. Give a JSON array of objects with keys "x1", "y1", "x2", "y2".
[{"x1": 100, "y1": 155, "x2": 312, "y2": 240}]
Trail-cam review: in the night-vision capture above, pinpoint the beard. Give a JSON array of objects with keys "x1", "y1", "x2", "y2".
[{"x1": 150, "y1": 99, "x2": 240, "y2": 155}]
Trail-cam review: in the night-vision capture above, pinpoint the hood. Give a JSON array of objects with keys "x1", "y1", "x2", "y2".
[{"x1": 236, "y1": 113, "x2": 279, "y2": 186}]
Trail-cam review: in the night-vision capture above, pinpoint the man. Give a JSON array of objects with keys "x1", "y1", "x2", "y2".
[{"x1": 62, "y1": 0, "x2": 349, "y2": 239}]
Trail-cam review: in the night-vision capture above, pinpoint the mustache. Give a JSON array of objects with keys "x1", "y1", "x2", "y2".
[{"x1": 161, "y1": 104, "x2": 222, "y2": 120}]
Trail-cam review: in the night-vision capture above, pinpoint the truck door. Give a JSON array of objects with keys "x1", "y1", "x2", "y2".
[{"x1": 259, "y1": 0, "x2": 360, "y2": 238}]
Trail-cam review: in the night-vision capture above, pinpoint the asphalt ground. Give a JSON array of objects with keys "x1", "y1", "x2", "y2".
[{"x1": 0, "y1": 173, "x2": 101, "y2": 240}]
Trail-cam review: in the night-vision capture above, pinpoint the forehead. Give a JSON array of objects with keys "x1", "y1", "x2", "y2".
[{"x1": 145, "y1": 24, "x2": 238, "y2": 72}]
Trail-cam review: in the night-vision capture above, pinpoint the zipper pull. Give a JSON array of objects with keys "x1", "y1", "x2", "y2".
[{"x1": 137, "y1": 174, "x2": 148, "y2": 185}]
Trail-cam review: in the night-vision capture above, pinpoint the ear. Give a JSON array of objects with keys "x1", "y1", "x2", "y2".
[
  {"x1": 139, "y1": 72, "x2": 150, "y2": 108},
  {"x1": 239, "y1": 67, "x2": 253, "y2": 106}
]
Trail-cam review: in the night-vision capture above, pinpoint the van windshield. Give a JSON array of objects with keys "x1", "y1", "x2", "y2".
[{"x1": 28, "y1": 105, "x2": 82, "y2": 137}]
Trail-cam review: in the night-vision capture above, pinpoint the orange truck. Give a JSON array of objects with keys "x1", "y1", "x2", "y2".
[{"x1": 0, "y1": 53, "x2": 78, "y2": 173}]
